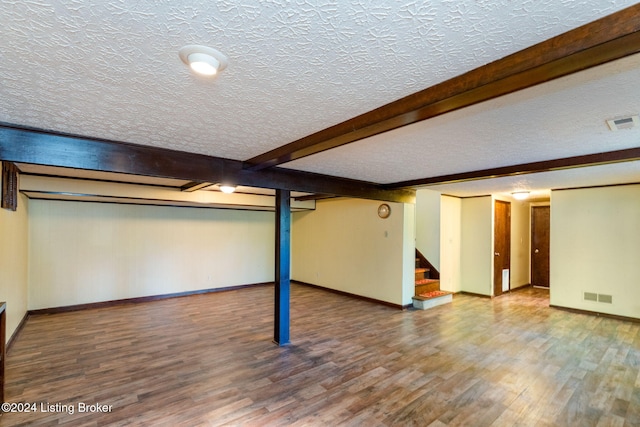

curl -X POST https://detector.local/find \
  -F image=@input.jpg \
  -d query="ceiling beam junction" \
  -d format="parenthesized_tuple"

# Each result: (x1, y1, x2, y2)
(0, 124, 414, 204)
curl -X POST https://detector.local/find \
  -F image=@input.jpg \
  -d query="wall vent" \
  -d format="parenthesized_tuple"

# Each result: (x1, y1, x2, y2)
(598, 294, 613, 304)
(584, 292, 598, 301)
(584, 292, 613, 303)
(606, 115, 639, 131)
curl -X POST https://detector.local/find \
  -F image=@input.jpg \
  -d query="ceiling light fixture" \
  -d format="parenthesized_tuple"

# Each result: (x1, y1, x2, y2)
(179, 45, 228, 76)
(219, 185, 237, 194)
(512, 191, 530, 200)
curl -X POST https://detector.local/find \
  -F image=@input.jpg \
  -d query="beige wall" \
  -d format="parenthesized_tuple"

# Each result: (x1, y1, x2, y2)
(550, 184, 640, 319)
(402, 203, 417, 304)
(292, 198, 414, 306)
(440, 196, 462, 293)
(461, 197, 493, 295)
(0, 164, 29, 342)
(28, 200, 275, 310)
(416, 189, 441, 269)
(458, 195, 531, 296)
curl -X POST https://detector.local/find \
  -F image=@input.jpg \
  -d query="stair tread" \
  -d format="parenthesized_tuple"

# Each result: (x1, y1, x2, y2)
(414, 268, 429, 273)
(413, 290, 453, 300)
(415, 279, 439, 285)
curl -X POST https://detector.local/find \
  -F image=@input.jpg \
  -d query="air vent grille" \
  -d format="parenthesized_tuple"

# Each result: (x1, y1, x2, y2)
(584, 292, 613, 304)
(607, 115, 639, 131)
(584, 292, 598, 301)
(598, 294, 613, 304)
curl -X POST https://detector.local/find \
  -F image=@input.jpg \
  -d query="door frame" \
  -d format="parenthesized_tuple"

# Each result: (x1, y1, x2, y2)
(530, 201, 551, 287)
(493, 199, 511, 297)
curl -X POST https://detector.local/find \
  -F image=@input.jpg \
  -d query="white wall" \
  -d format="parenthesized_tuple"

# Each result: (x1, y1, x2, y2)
(440, 196, 462, 293)
(292, 198, 414, 306)
(460, 197, 493, 295)
(402, 203, 417, 304)
(416, 189, 441, 269)
(0, 164, 29, 342)
(28, 200, 275, 309)
(550, 185, 640, 319)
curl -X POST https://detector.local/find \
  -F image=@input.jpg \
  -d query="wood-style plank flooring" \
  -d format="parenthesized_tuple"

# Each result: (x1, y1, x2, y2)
(3, 284, 640, 426)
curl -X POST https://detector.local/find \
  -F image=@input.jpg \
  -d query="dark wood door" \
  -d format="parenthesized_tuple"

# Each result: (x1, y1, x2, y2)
(494, 200, 511, 296)
(531, 206, 550, 287)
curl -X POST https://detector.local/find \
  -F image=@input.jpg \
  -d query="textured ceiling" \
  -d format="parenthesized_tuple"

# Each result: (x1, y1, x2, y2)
(1, 1, 639, 197)
(283, 52, 640, 183)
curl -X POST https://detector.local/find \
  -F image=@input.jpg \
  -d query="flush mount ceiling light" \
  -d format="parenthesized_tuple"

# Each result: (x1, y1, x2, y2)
(179, 45, 228, 76)
(219, 185, 237, 194)
(512, 191, 530, 200)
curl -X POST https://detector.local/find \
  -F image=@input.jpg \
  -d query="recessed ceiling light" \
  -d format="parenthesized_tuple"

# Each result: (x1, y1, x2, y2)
(179, 45, 228, 76)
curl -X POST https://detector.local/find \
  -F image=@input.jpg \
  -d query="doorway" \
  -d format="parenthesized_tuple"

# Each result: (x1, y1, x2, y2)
(494, 200, 511, 296)
(531, 205, 550, 288)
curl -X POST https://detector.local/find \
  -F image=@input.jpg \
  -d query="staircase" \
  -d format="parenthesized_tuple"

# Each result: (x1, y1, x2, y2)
(412, 250, 452, 310)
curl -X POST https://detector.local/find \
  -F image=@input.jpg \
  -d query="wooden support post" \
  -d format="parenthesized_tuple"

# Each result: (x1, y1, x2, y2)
(274, 189, 291, 346)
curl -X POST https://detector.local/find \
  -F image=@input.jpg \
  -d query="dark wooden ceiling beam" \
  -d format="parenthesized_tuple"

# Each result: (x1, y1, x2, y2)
(0, 124, 414, 203)
(386, 147, 640, 189)
(244, 4, 640, 171)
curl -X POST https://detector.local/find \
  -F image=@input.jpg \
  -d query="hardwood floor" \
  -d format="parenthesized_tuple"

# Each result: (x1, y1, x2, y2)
(3, 284, 640, 426)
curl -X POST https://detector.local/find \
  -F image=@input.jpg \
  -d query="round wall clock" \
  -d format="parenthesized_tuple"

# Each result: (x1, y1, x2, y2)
(377, 203, 391, 219)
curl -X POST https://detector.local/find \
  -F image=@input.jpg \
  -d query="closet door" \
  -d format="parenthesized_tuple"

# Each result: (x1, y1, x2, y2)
(531, 206, 550, 288)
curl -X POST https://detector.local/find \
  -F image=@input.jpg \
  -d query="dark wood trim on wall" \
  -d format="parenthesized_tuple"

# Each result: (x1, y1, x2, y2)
(293, 194, 336, 202)
(1, 161, 19, 211)
(20, 171, 186, 190)
(510, 284, 533, 292)
(293, 281, 407, 310)
(550, 305, 640, 324)
(28, 283, 273, 316)
(6, 312, 28, 354)
(553, 181, 640, 192)
(459, 291, 492, 299)
(244, 4, 640, 170)
(20, 195, 313, 213)
(0, 124, 414, 204)
(441, 194, 491, 199)
(388, 147, 640, 189)
(20, 190, 309, 212)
